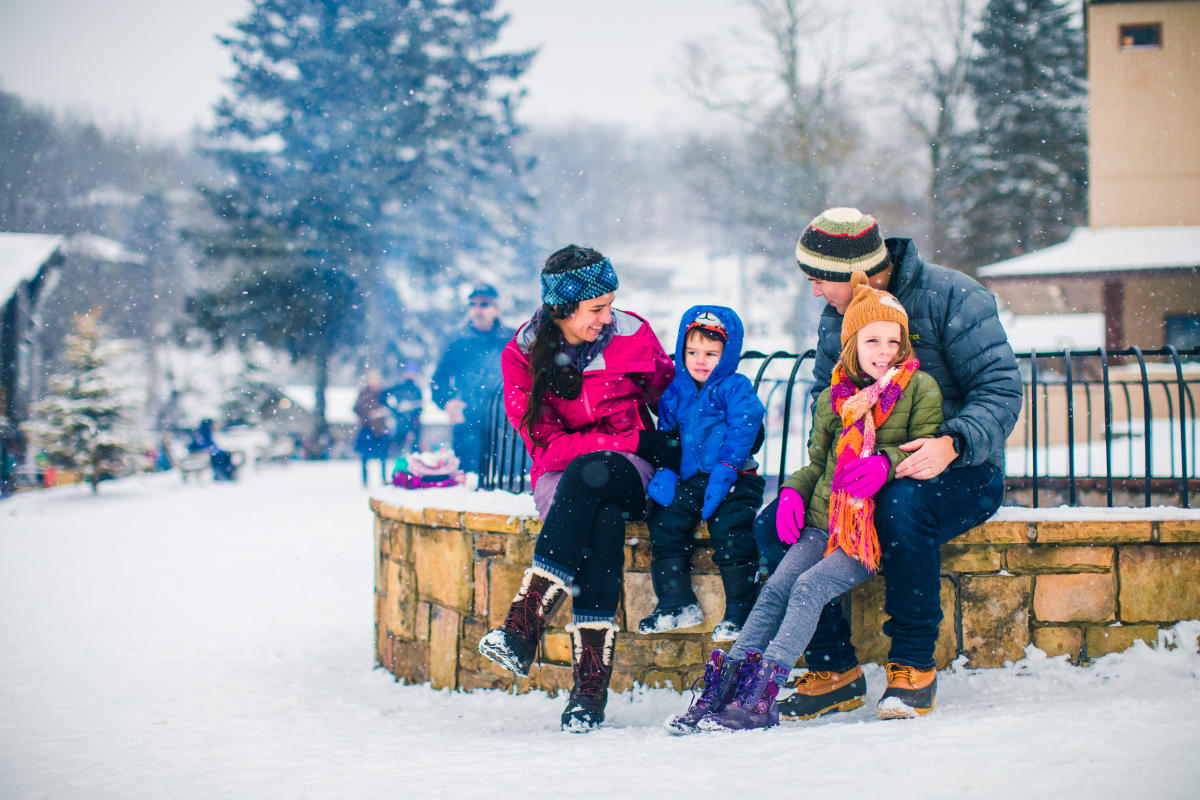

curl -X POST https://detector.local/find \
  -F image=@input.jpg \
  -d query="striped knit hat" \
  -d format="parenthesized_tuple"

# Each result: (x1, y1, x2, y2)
(796, 207, 890, 281)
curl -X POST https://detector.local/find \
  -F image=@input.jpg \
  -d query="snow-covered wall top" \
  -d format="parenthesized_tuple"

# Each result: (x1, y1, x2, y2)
(368, 485, 1200, 521)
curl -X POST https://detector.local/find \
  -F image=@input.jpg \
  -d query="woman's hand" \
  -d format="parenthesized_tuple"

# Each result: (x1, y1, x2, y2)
(776, 488, 805, 544)
(636, 429, 682, 472)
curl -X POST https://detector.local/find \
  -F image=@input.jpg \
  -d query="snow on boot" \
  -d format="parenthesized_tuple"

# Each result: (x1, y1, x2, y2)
(777, 665, 867, 720)
(877, 663, 937, 719)
(478, 566, 567, 677)
(711, 618, 743, 641)
(638, 556, 702, 634)
(561, 621, 617, 732)
(698, 649, 788, 732)
(664, 649, 740, 735)
(638, 602, 704, 634)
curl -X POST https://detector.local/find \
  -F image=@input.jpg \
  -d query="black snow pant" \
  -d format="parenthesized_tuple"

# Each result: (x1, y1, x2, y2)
(644, 471, 765, 619)
(532, 451, 646, 621)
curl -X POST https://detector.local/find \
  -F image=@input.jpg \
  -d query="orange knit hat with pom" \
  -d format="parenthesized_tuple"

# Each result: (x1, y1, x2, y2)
(840, 271, 909, 347)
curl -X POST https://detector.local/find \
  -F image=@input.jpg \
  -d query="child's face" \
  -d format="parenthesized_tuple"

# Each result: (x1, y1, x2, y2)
(684, 333, 724, 383)
(855, 320, 903, 380)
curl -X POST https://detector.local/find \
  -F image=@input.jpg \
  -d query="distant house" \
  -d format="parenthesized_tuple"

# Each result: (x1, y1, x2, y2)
(979, 0, 1200, 352)
(0, 233, 65, 493)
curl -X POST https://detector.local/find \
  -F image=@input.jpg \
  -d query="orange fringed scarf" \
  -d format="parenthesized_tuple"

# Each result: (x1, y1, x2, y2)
(825, 358, 919, 572)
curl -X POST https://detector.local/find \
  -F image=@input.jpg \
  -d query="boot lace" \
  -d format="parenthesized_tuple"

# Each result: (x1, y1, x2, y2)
(691, 655, 725, 709)
(886, 663, 918, 686)
(505, 586, 545, 639)
(574, 639, 608, 700)
(795, 670, 833, 688)
(728, 658, 762, 707)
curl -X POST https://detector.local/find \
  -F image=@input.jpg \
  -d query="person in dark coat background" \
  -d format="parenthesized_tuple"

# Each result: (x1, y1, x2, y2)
(380, 363, 424, 456)
(430, 283, 513, 473)
(353, 371, 392, 486)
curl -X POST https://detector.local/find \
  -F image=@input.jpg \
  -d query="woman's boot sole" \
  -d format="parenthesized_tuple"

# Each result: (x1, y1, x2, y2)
(478, 637, 530, 677)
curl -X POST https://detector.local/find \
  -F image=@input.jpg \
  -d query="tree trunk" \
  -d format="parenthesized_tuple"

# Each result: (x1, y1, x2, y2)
(312, 350, 331, 459)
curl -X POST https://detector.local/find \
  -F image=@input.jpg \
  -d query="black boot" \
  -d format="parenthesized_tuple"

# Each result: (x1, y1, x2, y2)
(712, 563, 760, 641)
(638, 556, 702, 634)
(561, 621, 618, 732)
(478, 567, 568, 677)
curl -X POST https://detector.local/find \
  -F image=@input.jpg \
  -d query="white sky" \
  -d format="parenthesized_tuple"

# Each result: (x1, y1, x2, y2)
(0, 0, 889, 139)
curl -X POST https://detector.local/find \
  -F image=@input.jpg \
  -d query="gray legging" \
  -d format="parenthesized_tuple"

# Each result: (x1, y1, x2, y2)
(729, 526, 869, 677)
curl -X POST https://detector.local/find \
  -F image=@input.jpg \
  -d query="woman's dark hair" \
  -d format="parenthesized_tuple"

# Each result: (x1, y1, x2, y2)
(522, 245, 606, 446)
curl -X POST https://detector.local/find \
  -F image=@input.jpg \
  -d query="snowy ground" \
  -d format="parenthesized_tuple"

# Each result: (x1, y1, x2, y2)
(2, 463, 1199, 799)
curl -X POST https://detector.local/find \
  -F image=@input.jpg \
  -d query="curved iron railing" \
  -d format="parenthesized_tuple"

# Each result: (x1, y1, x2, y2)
(480, 346, 1200, 508)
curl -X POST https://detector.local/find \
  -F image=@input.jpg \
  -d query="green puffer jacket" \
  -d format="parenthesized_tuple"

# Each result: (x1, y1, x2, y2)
(783, 370, 944, 530)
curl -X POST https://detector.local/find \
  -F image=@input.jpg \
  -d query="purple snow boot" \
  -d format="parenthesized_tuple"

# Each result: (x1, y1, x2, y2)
(697, 648, 789, 732)
(664, 649, 741, 735)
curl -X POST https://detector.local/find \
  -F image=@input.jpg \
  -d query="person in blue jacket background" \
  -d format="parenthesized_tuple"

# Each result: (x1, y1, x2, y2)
(430, 283, 514, 473)
(640, 306, 766, 641)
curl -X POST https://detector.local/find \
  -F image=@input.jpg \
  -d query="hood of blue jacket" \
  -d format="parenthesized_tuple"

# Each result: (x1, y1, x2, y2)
(667, 304, 745, 400)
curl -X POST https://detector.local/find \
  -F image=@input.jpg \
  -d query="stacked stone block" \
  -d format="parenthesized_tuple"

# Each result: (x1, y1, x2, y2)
(373, 498, 1200, 693)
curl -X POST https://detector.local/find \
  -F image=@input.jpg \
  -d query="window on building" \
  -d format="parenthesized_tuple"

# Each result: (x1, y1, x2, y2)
(1120, 23, 1162, 49)
(1165, 314, 1200, 354)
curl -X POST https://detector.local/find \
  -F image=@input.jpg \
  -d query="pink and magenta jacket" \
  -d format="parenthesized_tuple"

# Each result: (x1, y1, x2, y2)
(502, 308, 674, 489)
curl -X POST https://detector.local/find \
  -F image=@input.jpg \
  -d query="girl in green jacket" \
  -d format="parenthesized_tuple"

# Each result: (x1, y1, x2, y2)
(667, 272, 944, 733)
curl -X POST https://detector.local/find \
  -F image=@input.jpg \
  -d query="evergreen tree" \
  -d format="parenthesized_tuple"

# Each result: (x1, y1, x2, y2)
(22, 311, 136, 494)
(945, 0, 1088, 271)
(197, 0, 535, 388)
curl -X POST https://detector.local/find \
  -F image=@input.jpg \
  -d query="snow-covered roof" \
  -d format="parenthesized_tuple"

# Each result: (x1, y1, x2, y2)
(284, 385, 362, 426)
(977, 226, 1200, 279)
(65, 233, 147, 265)
(999, 311, 1106, 352)
(0, 233, 65, 302)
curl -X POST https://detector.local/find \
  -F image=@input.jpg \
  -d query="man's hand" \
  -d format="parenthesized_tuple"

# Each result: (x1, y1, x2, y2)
(444, 398, 467, 425)
(893, 435, 958, 480)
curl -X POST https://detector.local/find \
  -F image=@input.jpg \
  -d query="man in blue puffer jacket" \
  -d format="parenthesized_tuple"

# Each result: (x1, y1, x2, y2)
(640, 305, 766, 642)
(757, 207, 1022, 720)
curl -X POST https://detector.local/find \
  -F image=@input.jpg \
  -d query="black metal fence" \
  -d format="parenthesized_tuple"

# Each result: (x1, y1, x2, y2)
(480, 346, 1200, 508)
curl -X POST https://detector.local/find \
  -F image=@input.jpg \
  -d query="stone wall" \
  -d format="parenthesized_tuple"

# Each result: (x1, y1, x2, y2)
(372, 499, 1200, 694)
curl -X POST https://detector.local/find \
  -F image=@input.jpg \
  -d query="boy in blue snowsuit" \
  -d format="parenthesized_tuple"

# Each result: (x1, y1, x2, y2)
(640, 306, 766, 641)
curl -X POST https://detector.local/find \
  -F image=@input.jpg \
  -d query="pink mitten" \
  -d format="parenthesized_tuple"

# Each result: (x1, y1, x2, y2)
(776, 488, 805, 544)
(835, 454, 891, 498)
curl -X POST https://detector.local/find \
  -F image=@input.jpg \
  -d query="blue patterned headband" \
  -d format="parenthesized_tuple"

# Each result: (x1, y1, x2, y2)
(541, 257, 620, 306)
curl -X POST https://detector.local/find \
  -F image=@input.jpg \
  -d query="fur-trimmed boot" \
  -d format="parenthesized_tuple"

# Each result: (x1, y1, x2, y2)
(478, 566, 568, 677)
(561, 621, 618, 732)
(664, 649, 741, 735)
(697, 648, 788, 732)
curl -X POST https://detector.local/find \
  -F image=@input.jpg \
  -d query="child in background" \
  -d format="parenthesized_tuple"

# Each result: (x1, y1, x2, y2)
(666, 273, 944, 733)
(640, 307, 766, 640)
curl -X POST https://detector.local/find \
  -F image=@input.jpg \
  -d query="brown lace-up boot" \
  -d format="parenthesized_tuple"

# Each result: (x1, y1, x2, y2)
(877, 663, 937, 719)
(561, 621, 618, 732)
(776, 665, 867, 720)
(478, 567, 567, 677)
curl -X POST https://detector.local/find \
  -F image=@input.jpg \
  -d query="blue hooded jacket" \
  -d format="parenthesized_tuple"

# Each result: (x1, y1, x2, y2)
(656, 305, 765, 480)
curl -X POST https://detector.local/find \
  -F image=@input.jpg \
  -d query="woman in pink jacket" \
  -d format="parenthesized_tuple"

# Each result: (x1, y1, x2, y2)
(479, 244, 674, 732)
